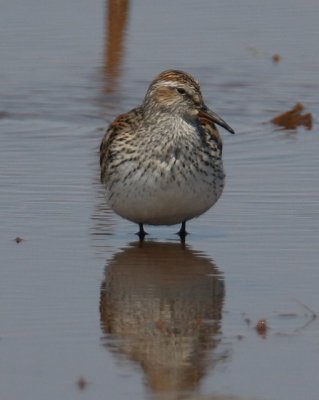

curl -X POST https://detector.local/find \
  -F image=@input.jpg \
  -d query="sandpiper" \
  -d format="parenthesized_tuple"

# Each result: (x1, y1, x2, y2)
(100, 70, 234, 240)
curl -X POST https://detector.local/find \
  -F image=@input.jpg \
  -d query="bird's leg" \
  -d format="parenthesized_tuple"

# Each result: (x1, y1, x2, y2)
(136, 223, 147, 241)
(177, 221, 188, 242)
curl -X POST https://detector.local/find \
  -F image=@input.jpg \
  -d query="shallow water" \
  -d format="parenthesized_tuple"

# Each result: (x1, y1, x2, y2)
(0, 1, 319, 399)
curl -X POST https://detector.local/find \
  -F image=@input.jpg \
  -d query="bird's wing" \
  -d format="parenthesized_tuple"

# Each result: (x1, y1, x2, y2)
(100, 106, 143, 182)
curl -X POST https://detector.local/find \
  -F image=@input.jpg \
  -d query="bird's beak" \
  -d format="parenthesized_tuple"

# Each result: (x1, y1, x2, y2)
(199, 105, 235, 134)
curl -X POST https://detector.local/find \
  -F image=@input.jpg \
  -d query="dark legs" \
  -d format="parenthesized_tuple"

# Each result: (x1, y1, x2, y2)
(136, 223, 147, 241)
(177, 221, 188, 242)
(136, 221, 188, 242)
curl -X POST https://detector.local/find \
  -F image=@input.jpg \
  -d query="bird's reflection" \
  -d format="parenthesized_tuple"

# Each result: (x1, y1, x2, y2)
(102, 0, 130, 93)
(100, 241, 227, 398)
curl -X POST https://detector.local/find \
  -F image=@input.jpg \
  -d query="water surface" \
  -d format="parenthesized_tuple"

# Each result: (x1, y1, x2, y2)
(0, 1, 319, 399)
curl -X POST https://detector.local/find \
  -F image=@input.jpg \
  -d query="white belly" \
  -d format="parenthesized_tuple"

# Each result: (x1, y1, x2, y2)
(105, 160, 225, 225)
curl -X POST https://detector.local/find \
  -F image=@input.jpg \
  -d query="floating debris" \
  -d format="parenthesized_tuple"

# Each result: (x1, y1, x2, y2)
(255, 319, 268, 337)
(272, 53, 282, 63)
(14, 237, 24, 244)
(242, 313, 251, 326)
(271, 102, 313, 130)
(0, 111, 10, 119)
(76, 377, 89, 391)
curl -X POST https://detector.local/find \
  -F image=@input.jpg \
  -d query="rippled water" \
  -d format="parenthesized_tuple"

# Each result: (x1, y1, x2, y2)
(0, 1, 319, 399)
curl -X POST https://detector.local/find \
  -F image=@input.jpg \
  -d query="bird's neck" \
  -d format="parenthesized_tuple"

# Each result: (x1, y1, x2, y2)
(143, 103, 196, 128)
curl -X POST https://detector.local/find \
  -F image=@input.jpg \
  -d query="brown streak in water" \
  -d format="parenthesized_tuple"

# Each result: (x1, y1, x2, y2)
(103, 0, 129, 93)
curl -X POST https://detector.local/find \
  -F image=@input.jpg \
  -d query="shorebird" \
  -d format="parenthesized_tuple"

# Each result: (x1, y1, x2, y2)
(100, 70, 234, 240)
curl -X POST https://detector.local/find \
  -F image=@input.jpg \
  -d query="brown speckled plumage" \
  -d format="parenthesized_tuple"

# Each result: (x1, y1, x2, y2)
(99, 70, 234, 240)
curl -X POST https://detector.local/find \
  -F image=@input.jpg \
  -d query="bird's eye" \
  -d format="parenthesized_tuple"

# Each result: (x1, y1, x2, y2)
(176, 87, 186, 95)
